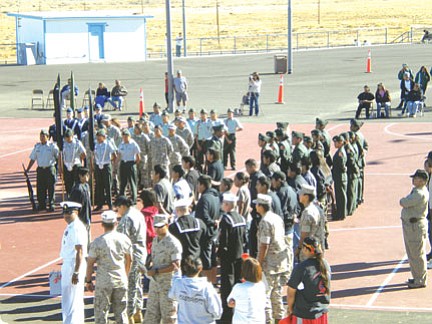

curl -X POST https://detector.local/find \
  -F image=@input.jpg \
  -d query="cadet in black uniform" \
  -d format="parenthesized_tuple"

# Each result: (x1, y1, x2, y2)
(218, 193, 246, 323)
(332, 135, 348, 220)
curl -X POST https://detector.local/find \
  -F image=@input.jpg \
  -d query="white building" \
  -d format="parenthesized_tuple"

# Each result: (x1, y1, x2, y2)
(7, 11, 153, 65)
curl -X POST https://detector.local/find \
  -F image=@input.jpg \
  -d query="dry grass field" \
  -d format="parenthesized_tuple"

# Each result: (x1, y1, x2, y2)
(1, 0, 432, 60)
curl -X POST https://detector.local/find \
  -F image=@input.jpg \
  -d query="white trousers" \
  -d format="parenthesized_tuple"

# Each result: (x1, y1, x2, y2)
(61, 261, 85, 324)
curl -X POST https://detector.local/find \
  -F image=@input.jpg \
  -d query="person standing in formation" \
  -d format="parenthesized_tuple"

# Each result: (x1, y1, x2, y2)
(59, 201, 88, 324)
(85, 210, 132, 324)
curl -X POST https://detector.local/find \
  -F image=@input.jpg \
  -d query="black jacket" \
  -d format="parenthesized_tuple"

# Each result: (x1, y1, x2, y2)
(195, 188, 221, 239)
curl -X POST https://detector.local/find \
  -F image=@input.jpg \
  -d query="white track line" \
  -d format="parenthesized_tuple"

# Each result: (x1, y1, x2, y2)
(0, 257, 62, 290)
(0, 293, 94, 299)
(331, 225, 400, 232)
(331, 303, 432, 312)
(384, 123, 432, 141)
(0, 148, 32, 159)
(365, 254, 408, 307)
(367, 172, 410, 176)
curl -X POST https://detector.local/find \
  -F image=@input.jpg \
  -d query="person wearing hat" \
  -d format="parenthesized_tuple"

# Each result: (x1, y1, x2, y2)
(150, 103, 164, 127)
(400, 169, 429, 288)
(69, 167, 92, 239)
(25, 129, 59, 212)
(94, 104, 104, 128)
(276, 122, 291, 143)
(245, 158, 265, 258)
(310, 129, 324, 153)
(217, 193, 246, 323)
(194, 109, 213, 172)
(176, 116, 194, 148)
(173, 70, 188, 111)
(355, 85, 375, 119)
(60, 78, 79, 110)
(350, 119, 368, 205)
(292, 131, 309, 165)
(341, 132, 360, 216)
(106, 80, 128, 111)
(85, 210, 132, 324)
(315, 118, 330, 147)
(195, 175, 221, 283)
(76, 107, 88, 140)
(93, 128, 117, 211)
(255, 193, 289, 323)
(261, 150, 281, 178)
(210, 110, 224, 127)
(132, 123, 151, 190)
(275, 128, 292, 173)
(160, 112, 171, 136)
(168, 125, 189, 173)
(117, 129, 141, 205)
(102, 114, 122, 195)
(127, 116, 135, 134)
(287, 236, 330, 323)
(271, 171, 298, 276)
(206, 124, 224, 162)
(257, 133, 271, 171)
(64, 107, 81, 138)
(206, 148, 225, 188)
(266, 131, 280, 156)
(223, 108, 243, 171)
(59, 201, 87, 324)
(114, 195, 147, 321)
(332, 135, 348, 221)
(169, 198, 205, 262)
(149, 126, 174, 175)
(61, 128, 86, 197)
(186, 108, 198, 136)
(303, 136, 313, 152)
(144, 214, 183, 323)
(296, 185, 326, 262)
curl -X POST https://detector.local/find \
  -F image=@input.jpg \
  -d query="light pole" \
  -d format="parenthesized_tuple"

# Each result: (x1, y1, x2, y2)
(165, 0, 174, 112)
(287, 0, 293, 74)
(182, 0, 187, 56)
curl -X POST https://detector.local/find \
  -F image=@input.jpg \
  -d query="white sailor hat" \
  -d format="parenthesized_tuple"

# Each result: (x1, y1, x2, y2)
(174, 198, 191, 209)
(298, 184, 315, 196)
(101, 210, 117, 224)
(223, 193, 238, 203)
(252, 194, 272, 206)
(60, 201, 82, 213)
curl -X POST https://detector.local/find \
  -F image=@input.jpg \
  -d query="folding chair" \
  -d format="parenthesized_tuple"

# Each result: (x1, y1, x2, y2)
(82, 89, 96, 108)
(31, 89, 44, 109)
(46, 89, 54, 109)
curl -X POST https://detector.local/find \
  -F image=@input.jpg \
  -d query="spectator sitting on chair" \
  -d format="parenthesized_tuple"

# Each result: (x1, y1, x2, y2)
(95, 82, 109, 108)
(61, 78, 79, 110)
(375, 83, 391, 119)
(404, 83, 423, 118)
(107, 80, 128, 111)
(355, 85, 375, 119)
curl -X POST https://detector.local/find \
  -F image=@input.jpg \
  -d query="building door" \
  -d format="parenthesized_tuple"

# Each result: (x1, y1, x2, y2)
(88, 24, 105, 61)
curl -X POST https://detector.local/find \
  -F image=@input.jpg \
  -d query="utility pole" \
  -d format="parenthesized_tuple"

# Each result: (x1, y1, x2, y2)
(165, 0, 174, 112)
(182, 0, 187, 56)
(216, 0, 220, 47)
(287, 0, 293, 74)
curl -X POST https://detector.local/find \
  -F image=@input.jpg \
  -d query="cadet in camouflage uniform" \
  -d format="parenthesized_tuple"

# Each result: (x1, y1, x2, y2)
(167, 124, 189, 172)
(132, 124, 150, 189)
(144, 215, 183, 324)
(255, 194, 289, 323)
(175, 116, 194, 148)
(291, 131, 309, 165)
(341, 132, 359, 216)
(296, 185, 326, 262)
(149, 125, 174, 174)
(140, 121, 154, 187)
(332, 135, 348, 221)
(275, 128, 292, 173)
(350, 119, 368, 205)
(114, 196, 147, 323)
(25, 129, 59, 211)
(102, 115, 122, 195)
(85, 211, 132, 324)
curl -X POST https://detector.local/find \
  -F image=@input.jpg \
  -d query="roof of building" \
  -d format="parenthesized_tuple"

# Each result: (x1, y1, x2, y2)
(7, 11, 154, 21)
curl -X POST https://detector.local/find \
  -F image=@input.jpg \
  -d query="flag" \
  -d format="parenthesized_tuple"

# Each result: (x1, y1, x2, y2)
(70, 71, 75, 110)
(88, 88, 95, 152)
(139, 88, 144, 118)
(53, 74, 64, 151)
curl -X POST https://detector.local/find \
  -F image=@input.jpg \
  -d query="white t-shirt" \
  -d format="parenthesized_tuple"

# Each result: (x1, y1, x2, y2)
(227, 281, 266, 324)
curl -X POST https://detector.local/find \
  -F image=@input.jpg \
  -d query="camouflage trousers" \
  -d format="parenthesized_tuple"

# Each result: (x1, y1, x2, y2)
(263, 271, 287, 323)
(143, 274, 177, 324)
(94, 286, 127, 324)
(128, 263, 143, 316)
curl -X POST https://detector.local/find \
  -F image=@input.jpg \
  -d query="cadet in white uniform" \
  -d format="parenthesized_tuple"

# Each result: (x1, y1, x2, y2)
(59, 201, 88, 324)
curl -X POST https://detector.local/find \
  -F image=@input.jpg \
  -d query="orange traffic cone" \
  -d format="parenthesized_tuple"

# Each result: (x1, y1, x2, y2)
(366, 49, 372, 73)
(275, 74, 285, 104)
(139, 88, 145, 117)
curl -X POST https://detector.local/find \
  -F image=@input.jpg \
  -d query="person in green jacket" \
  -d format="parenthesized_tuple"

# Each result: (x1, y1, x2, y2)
(415, 66, 431, 93)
